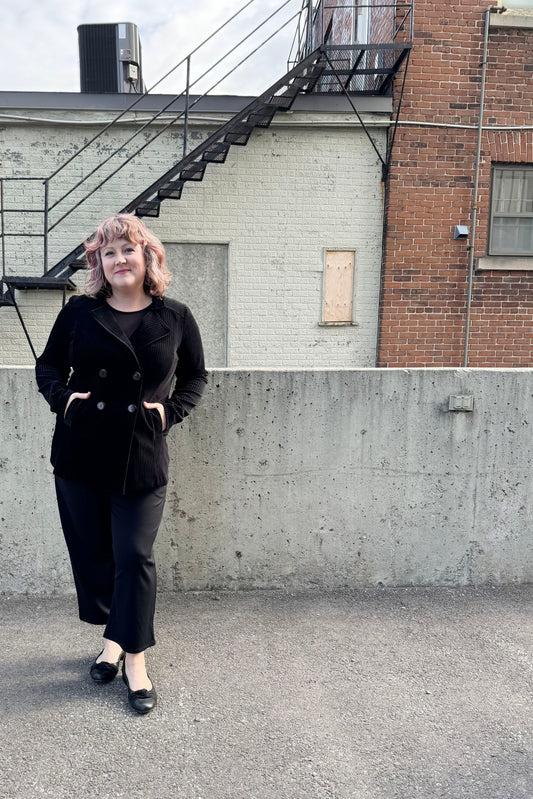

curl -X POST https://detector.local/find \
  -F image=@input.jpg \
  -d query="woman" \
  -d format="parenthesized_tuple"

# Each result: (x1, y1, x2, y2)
(35, 214, 207, 714)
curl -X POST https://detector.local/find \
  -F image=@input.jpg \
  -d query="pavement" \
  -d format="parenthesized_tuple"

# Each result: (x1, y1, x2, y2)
(2, 586, 533, 799)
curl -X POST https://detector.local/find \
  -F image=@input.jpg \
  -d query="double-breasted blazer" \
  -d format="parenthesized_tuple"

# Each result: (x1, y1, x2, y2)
(35, 293, 207, 494)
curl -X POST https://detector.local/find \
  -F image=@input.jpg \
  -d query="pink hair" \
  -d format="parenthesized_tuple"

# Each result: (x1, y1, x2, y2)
(84, 214, 171, 298)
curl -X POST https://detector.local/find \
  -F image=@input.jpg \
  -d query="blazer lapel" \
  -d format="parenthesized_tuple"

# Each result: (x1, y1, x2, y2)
(90, 303, 138, 360)
(131, 302, 171, 350)
(90, 297, 171, 354)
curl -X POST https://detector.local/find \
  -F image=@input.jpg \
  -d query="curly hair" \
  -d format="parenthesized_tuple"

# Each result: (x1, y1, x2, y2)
(84, 214, 172, 298)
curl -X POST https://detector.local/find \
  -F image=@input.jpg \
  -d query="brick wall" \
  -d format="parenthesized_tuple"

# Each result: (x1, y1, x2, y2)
(0, 105, 387, 368)
(379, 0, 533, 366)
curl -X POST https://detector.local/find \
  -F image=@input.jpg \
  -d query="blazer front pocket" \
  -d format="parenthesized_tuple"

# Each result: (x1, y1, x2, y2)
(64, 396, 89, 428)
(144, 405, 164, 435)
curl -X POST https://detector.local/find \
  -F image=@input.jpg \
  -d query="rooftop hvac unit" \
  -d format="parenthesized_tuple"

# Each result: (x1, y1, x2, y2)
(78, 22, 145, 93)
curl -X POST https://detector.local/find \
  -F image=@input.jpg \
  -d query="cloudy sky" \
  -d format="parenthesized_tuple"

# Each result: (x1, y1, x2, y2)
(2, 0, 306, 96)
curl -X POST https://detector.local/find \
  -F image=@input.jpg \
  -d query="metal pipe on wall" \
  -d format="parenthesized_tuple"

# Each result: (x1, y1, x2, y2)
(463, 7, 491, 368)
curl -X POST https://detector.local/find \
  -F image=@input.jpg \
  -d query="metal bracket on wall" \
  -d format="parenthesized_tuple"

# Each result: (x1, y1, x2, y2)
(449, 395, 474, 412)
(322, 50, 386, 169)
(6, 285, 37, 360)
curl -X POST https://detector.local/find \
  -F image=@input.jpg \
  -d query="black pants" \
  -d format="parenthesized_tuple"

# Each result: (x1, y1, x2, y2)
(55, 476, 167, 654)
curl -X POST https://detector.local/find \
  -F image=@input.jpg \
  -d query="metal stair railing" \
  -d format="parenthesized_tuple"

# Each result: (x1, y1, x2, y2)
(0, 0, 304, 298)
(124, 50, 327, 219)
(46, 48, 327, 279)
(0, 0, 413, 320)
(288, 1, 413, 71)
(46, 0, 300, 233)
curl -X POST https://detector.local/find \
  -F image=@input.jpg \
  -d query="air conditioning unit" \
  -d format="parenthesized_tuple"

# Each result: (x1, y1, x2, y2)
(78, 22, 145, 93)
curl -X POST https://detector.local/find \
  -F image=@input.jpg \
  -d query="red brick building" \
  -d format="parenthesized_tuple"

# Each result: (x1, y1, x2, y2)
(379, 0, 533, 366)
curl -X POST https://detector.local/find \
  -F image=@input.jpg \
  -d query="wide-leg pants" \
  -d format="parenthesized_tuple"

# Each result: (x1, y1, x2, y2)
(55, 476, 167, 653)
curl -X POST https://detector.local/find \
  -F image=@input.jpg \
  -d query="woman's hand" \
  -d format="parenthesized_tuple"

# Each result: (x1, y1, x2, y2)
(144, 401, 166, 431)
(64, 391, 91, 417)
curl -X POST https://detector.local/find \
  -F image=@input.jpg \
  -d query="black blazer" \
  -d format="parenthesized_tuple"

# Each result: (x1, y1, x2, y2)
(35, 294, 207, 494)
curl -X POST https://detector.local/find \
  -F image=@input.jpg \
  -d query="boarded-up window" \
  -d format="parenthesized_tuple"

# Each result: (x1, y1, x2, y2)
(323, 250, 355, 323)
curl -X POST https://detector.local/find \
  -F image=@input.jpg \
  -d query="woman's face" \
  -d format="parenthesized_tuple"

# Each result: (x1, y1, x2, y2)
(100, 237, 147, 295)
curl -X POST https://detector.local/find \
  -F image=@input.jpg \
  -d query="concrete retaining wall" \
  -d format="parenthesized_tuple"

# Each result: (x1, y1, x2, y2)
(2, 367, 533, 594)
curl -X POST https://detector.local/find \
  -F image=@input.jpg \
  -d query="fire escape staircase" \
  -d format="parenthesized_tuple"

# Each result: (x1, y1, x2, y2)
(0, 49, 330, 312)
(0, 19, 413, 355)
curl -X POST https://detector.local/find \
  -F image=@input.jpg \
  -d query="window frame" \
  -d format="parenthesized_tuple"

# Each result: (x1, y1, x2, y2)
(489, 164, 533, 256)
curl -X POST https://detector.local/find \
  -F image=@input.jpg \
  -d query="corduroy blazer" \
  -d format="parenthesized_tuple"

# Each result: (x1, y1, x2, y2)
(35, 293, 207, 494)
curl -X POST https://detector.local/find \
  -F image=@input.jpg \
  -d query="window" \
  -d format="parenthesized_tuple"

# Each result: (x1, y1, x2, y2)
(490, 166, 533, 255)
(322, 250, 356, 325)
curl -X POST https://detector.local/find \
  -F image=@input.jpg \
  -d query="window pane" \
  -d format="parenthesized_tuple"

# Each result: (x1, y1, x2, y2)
(493, 168, 533, 214)
(491, 167, 533, 253)
(523, 173, 533, 212)
(493, 169, 516, 213)
(491, 217, 533, 254)
(518, 218, 533, 251)
(492, 218, 515, 253)
(510, 170, 524, 214)
(493, 170, 504, 212)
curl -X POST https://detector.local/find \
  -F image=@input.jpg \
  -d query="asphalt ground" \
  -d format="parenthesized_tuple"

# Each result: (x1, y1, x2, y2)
(2, 586, 533, 799)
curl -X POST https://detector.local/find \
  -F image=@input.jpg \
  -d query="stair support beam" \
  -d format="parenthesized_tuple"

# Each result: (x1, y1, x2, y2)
(183, 56, 191, 159)
(7, 285, 37, 360)
(322, 50, 386, 169)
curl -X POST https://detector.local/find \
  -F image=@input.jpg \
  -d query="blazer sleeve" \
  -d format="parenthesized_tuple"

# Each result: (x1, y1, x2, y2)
(163, 306, 208, 431)
(35, 298, 76, 417)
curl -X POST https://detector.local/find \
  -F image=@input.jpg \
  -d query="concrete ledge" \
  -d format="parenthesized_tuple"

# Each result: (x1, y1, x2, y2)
(2, 367, 533, 593)
(490, 11, 533, 30)
(477, 255, 533, 270)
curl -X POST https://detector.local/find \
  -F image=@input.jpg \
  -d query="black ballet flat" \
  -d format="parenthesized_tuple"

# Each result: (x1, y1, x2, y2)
(90, 649, 125, 683)
(122, 664, 157, 714)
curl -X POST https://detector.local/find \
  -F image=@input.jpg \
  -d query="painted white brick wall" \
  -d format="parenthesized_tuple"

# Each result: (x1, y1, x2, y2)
(0, 108, 386, 367)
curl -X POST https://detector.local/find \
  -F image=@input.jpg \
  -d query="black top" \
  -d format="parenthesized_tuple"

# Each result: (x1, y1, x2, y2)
(110, 306, 151, 339)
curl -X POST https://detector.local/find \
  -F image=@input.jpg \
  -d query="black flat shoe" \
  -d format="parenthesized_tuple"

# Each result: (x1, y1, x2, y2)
(90, 649, 125, 683)
(122, 664, 157, 714)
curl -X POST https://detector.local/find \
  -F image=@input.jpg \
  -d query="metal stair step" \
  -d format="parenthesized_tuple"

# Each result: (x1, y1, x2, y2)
(224, 123, 255, 146)
(69, 258, 87, 271)
(201, 143, 231, 163)
(158, 181, 185, 200)
(179, 161, 207, 181)
(3, 276, 76, 290)
(246, 108, 276, 128)
(291, 74, 320, 88)
(134, 200, 161, 218)
(262, 92, 297, 110)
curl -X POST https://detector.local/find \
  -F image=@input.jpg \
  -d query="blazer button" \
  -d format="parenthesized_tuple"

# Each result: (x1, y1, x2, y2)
(127, 404, 137, 413)
(132, 371, 142, 381)
(97, 401, 105, 410)
(98, 368, 108, 378)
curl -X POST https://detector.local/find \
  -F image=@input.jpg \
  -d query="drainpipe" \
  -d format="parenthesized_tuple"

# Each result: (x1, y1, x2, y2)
(463, 7, 491, 367)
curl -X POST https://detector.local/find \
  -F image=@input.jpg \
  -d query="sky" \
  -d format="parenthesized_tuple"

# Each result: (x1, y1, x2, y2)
(1, 0, 307, 96)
